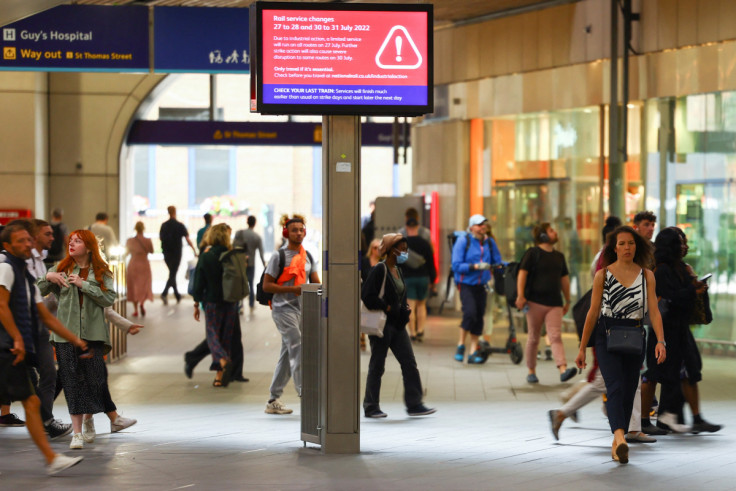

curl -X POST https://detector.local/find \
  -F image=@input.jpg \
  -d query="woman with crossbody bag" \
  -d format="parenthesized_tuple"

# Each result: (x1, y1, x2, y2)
(361, 233, 435, 419)
(576, 226, 666, 464)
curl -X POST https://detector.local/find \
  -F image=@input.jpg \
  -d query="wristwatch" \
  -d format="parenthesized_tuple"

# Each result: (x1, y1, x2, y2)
(657, 340, 666, 347)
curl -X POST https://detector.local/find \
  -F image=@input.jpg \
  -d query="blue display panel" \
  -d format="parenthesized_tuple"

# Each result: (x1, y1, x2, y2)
(0, 5, 148, 72)
(153, 7, 250, 73)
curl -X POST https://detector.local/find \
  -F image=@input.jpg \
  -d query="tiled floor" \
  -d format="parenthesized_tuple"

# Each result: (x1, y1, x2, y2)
(2, 299, 734, 489)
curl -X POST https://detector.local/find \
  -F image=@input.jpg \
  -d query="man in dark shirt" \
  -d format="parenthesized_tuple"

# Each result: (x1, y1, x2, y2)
(516, 222, 575, 384)
(159, 206, 197, 304)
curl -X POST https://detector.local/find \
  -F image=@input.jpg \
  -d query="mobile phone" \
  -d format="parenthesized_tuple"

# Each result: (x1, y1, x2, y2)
(699, 273, 712, 283)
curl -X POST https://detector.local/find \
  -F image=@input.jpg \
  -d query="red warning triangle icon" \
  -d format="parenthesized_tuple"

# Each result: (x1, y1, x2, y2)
(375, 26, 423, 69)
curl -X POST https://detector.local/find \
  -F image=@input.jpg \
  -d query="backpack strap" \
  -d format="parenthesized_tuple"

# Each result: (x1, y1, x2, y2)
(277, 249, 286, 279)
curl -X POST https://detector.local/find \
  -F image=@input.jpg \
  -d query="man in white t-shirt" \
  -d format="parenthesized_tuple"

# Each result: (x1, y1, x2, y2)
(0, 222, 86, 474)
(262, 216, 320, 415)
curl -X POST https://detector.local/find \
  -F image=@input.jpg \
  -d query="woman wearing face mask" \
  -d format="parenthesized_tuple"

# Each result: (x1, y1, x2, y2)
(361, 233, 436, 419)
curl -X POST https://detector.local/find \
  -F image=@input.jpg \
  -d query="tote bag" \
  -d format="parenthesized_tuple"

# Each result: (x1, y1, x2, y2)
(360, 263, 388, 338)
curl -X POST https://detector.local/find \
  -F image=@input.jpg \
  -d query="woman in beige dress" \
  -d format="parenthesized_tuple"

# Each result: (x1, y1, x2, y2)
(126, 221, 154, 316)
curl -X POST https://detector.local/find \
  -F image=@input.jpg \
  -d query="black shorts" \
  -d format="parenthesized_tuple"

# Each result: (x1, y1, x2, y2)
(0, 354, 36, 403)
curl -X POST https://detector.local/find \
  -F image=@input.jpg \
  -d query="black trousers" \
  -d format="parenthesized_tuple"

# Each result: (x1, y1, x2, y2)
(459, 284, 487, 336)
(163, 253, 182, 297)
(34, 328, 56, 422)
(595, 327, 644, 434)
(363, 323, 423, 412)
(185, 317, 244, 378)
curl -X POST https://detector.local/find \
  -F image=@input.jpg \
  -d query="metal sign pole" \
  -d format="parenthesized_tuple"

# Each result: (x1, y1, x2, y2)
(320, 115, 361, 454)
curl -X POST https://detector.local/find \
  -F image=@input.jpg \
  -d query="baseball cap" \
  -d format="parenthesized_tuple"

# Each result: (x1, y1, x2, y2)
(468, 214, 488, 228)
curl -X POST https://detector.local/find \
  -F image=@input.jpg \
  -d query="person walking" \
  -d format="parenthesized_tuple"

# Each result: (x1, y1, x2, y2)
(45, 207, 68, 267)
(0, 222, 86, 474)
(88, 212, 117, 257)
(184, 227, 247, 383)
(196, 213, 212, 251)
(451, 215, 502, 364)
(38, 229, 137, 450)
(516, 222, 576, 383)
(26, 219, 74, 440)
(401, 216, 436, 342)
(640, 227, 721, 434)
(159, 206, 197, 305)
(548, 216, 656, 444)
(362, 233, 436, 418)
(234, 215, 266, 314)
(125, 221, 154, 317)
(576, 226, 666, 464)
(192, 224, 240, 387)
(262, 215, 320, 415)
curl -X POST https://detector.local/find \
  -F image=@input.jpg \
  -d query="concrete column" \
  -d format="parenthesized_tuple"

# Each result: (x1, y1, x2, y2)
(320, 115, 360, 454)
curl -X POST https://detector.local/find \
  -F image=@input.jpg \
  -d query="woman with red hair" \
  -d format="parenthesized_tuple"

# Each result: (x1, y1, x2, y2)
(39, 230, 137, 450)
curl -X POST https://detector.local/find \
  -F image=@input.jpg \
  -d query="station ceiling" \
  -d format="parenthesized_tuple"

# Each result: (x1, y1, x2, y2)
(69, 0, 571, 25)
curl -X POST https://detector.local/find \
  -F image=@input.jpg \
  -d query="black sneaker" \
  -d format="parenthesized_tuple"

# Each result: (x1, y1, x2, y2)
(45, 419, 73, 440)
(691, 420, 722, 434)
(642, 423, 668, 435)
(407, 404, 437, 416)
(545, 348, 552, 361)
(160, 294, 168, 305)
(0, 413, 25, 427)
(364, 408, 388, 418)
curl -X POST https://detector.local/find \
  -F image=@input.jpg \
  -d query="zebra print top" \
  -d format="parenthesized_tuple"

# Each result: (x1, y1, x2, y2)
(601, 269, 647, 320)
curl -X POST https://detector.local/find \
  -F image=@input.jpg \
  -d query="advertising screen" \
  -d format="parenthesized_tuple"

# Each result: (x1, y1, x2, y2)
(253, 2, 432, 116)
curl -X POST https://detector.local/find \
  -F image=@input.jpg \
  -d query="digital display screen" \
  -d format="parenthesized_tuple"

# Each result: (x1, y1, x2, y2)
(253, 2, 432, 116)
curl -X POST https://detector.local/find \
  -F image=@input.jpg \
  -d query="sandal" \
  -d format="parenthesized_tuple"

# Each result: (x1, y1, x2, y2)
(220, 360, 234, 387)
(213, 379, 223, 387)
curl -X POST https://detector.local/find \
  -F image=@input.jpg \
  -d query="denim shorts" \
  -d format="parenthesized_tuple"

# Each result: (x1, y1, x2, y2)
(404, 276, 430, 301)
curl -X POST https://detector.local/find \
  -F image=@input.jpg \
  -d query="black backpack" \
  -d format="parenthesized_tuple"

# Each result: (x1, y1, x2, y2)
(504, 247, 538, 306)
(255, 249, 314, 306)
(49, 223, 64, 259)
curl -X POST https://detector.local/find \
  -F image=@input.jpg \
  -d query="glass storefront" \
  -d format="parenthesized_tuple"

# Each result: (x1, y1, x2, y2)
(645, 93, 736, 343)
(482, 106, 629, 301)
(480, 92, 736, 342)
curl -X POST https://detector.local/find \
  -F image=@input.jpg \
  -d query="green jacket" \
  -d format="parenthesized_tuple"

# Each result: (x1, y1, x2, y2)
(37, 264, 117, 348)
(193, 244, 227, 304)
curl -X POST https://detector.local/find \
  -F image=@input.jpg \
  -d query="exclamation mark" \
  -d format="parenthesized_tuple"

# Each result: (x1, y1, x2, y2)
(395, 36, 402, 62)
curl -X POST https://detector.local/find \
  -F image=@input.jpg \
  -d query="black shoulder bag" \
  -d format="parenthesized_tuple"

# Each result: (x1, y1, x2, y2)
(601, 270, 646, 355)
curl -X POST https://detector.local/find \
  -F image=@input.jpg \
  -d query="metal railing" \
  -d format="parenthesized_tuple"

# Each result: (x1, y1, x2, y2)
(107, 259, 127, 363)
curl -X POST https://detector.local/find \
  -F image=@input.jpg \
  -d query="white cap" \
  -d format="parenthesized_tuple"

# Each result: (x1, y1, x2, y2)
(468, 214, 487, 227)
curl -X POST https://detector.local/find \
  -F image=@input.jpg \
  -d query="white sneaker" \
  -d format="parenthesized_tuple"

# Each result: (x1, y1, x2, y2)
(658, 412, 691, 433)
(47, 453, 84, 475)
(82, 417, 96, 443)
(69, 433, 84, 450)
(111, 415, 137, 433)
(265, 399, 293, 414)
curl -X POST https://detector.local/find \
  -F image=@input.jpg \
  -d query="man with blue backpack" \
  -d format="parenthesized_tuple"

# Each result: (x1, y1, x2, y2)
(451, 215, 502, 364)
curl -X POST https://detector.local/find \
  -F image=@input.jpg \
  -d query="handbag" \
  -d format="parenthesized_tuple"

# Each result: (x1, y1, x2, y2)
(403, 248, 426, 269)
(690, 289, 713, 325)
(572, 289, 593, 347)
(360, 263, 388, 338)
(604, 270, 646, 355)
